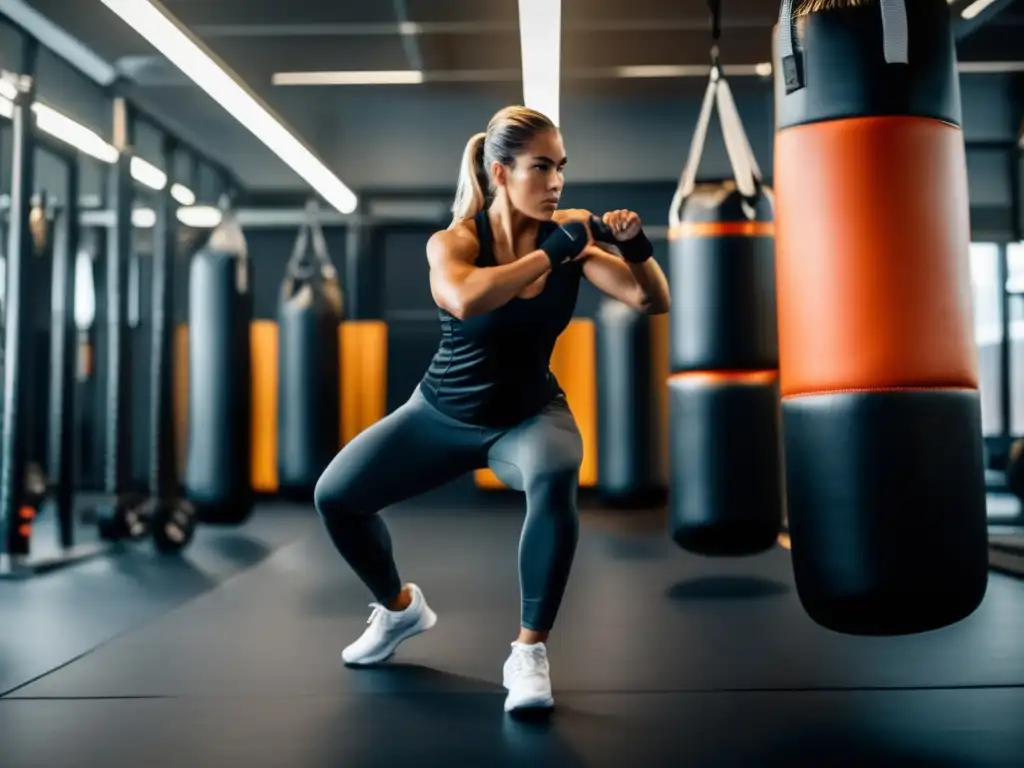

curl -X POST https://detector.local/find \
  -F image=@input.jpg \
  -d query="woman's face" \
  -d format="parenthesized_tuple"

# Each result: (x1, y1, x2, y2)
(494, 129, 566, 221)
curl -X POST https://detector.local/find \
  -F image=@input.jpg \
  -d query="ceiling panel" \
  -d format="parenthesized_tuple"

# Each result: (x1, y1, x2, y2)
(24, 0, 157, 59)
(562, 0, 776, 24)
(9, 0, 1024, 196)
(418, 32, 522, 71)
(210, 35, 413, 76)
(163, 0, 400, 26)
(563, 28, 772, 69)
(406, 0, 519, 24)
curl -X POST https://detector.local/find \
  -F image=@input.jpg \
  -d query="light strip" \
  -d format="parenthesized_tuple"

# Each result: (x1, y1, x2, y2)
(171, 183, 196, 206)
(272, 70, 424, 85)
(130, 156, 167, 189)
(517, 0, 561, 126)
(960, 0, 1001, 19)
(177, 205, 223, 228)
(0, 90, 196, 201)
(98, 0, 357, 213)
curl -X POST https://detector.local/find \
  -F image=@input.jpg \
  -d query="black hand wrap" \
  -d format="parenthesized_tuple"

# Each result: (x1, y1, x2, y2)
(589, 214, 653, 264)
(539, 221, 588, 270)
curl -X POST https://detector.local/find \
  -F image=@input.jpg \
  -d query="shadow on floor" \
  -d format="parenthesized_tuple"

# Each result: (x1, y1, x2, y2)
(666, 574, 791, 601)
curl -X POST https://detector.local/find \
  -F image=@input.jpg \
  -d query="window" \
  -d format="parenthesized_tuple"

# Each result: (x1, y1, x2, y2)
(1008, 242, 1024, 435)
(970, 242, 1002, 436)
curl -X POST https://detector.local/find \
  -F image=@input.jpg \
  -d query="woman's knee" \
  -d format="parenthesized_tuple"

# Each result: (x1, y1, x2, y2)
(524, 463, 581, 513)
(313, 464, 357, 521)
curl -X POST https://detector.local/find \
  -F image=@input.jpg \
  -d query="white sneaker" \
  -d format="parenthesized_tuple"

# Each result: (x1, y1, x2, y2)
(342, 583, 437, 666)
(502, 641, 555, 712)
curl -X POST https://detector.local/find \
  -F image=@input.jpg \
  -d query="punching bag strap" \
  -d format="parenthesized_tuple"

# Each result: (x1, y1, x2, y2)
(777, 0, 803, 94)
(778, 0, 908, 95)
(668, 72, 716, 228)
(715, 71, 762, 198)
(668, 63, 761, 226)
(287, 200, 334, 281)
(879, 0, 909, 65)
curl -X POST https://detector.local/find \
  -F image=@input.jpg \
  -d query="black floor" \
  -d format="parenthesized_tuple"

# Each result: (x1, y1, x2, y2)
(1, 497, 1023, 766)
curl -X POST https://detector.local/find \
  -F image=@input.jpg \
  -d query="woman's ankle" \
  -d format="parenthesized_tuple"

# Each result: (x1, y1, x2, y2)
(385, 585, 412, 612)
(516, 627, 549, 645)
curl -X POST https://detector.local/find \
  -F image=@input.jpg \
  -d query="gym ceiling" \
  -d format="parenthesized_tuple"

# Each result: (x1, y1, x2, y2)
(10, 0, 1024, 198)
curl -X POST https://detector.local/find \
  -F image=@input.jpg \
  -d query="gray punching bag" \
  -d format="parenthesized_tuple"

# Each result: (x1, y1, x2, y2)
(666, 56, 783, 556)
(185, 209, 254, 524)
(276, 205, 344, 498)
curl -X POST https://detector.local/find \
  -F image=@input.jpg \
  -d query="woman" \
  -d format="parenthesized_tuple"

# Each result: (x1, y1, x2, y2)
(313, 105, 671, 713)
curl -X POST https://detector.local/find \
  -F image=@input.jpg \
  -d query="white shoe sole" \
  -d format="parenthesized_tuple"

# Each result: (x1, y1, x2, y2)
(342, 606, 438, 667)
(504, 691, 555, 713)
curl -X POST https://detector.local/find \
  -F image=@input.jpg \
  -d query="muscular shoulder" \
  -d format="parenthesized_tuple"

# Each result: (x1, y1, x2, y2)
(427, 219, 481, 266)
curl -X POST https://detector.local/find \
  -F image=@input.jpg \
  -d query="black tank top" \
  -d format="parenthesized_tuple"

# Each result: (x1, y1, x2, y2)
(419, 210, 583, 427)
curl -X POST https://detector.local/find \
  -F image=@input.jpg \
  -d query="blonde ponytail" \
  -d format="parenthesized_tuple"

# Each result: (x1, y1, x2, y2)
(450, 132, 488, 227)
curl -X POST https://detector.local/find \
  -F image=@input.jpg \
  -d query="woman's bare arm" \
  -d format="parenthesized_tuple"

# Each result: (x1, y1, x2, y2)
(426, 228, 551, 319)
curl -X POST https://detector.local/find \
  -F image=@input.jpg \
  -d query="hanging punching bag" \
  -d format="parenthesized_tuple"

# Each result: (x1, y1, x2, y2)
(184, 209, 254, 524)
(276, 205, 344, 499)
(595, 293, 668, 507)
(667, 56, 783, 556)
(773, 0, 988, 635)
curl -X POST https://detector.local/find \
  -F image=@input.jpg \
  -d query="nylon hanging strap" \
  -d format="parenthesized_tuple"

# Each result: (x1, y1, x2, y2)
(777, 0, 908, 94)
(668, 64, 762, 226)
(287, 200, 333, 280)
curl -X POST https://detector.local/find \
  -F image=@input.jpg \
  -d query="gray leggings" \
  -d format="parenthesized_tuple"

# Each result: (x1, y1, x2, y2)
(313, 386, 583, 631)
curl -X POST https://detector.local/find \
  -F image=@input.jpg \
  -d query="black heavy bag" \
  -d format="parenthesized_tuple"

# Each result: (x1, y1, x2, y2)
(185, 211, 254, 524)
(595, 297, 667, 506)
(277, 206, 344, 498)
(667, 55, 783, 556)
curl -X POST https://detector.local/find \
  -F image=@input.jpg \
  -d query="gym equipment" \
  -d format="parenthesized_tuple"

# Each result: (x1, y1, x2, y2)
(666, 32, 782, 556)
(184, 200, 254, 525)
(0, 78, 45, 563)
(0, 59, 116, 576)
(276, 201, 343, 499)
(47, 185, 79, 551)
(1006, 439, 1024, 500)
(91, 114, 150, 542)
(595, 297, 668, 506)
(147, 139, 197, 553)
(988, 534, 1024, 579)
(772, 0, 988, 634)
(28, 194, 52, 490)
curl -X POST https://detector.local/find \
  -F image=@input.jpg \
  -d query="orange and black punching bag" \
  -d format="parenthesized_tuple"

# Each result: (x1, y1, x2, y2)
(667, 54, 784, 556)
(668, 184, 782, 555)
(773, 0, 988, 635)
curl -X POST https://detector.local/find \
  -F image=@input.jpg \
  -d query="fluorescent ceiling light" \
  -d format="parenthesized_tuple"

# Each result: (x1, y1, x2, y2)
(130, 156, 167, 189)
(518, 0, 561, 126)
(171, 183, 196, 206)
(33, 103, 119, 163)
(177, 205, 223, 228)
(132, 208, 157, 228)
(98, 0, 357, 214)
(616, 64, 771, 78)
(0, 88, 196, 201)
(617, 65, 707, 78)
(960, 0, 1000, 19)
(273, 70, 424, 86)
